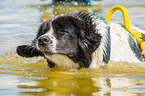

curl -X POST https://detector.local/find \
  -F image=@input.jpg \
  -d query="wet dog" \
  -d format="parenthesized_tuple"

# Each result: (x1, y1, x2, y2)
(16, 12, 144, 69)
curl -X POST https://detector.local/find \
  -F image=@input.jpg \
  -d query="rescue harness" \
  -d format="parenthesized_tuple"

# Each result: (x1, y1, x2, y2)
(105, 5, 145, 56)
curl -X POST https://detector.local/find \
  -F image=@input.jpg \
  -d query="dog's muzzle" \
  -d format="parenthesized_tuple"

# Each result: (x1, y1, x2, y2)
(38, 36, 52, 46)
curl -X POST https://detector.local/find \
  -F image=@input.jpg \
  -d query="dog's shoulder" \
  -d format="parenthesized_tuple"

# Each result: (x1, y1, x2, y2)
(89, 18, 111, 68)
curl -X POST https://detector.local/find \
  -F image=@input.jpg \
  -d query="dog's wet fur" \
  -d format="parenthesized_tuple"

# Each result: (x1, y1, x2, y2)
(17, 12, 143, 69)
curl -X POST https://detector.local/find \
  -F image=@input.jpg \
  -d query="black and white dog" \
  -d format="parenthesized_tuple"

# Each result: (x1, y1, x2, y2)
(16, 12, 144, 69)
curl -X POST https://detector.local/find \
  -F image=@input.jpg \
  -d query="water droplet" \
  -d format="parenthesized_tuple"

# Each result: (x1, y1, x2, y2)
(55, 12, 57, 14)
(74, 2, 78, 6)
(41, 12, 43, 15)
(38, 5, 40, 8)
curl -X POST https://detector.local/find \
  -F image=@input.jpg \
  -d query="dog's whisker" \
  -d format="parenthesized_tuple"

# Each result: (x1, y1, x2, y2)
(30, 47, 36, 55)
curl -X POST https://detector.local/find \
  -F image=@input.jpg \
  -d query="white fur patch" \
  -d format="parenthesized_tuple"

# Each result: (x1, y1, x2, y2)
(45, 54, 79, 69)
(46, 27, 57, 53)
(109, 23, 141, 63)
(90, 18, 142, 69)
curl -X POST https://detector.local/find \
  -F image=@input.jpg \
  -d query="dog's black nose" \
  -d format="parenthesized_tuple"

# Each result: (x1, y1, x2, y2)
(38, 36, 51, 46)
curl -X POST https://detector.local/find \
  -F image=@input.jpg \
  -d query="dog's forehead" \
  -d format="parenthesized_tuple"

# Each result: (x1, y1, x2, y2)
(54, 15, 74, 20)
(52, 15, 75, 25)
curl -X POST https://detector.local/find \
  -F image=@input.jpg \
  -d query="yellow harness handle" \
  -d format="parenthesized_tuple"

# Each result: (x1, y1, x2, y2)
(105, 5, 145, 56)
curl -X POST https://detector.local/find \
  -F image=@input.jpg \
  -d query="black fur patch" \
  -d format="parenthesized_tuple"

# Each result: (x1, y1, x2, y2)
(75, 12, 102, 59)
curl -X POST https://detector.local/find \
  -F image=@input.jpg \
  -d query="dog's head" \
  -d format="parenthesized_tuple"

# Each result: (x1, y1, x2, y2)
(17, 12, 102, 68)
(37, 12, 101, 61)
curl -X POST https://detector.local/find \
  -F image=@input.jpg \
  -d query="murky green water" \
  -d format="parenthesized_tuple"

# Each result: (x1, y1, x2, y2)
(1, 0, 145, 95)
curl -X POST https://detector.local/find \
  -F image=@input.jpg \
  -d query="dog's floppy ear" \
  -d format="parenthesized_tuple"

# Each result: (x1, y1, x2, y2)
(76, 12, 102, 59)
(16, 45, 43, 57)
(78, 32, 102, 59)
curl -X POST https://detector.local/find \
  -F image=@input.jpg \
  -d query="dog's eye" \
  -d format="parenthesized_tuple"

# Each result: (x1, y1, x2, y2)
(58, 29, 68, 35)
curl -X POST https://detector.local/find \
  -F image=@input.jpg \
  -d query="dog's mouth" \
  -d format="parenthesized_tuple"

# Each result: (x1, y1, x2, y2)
(37, 45, 52, 55)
